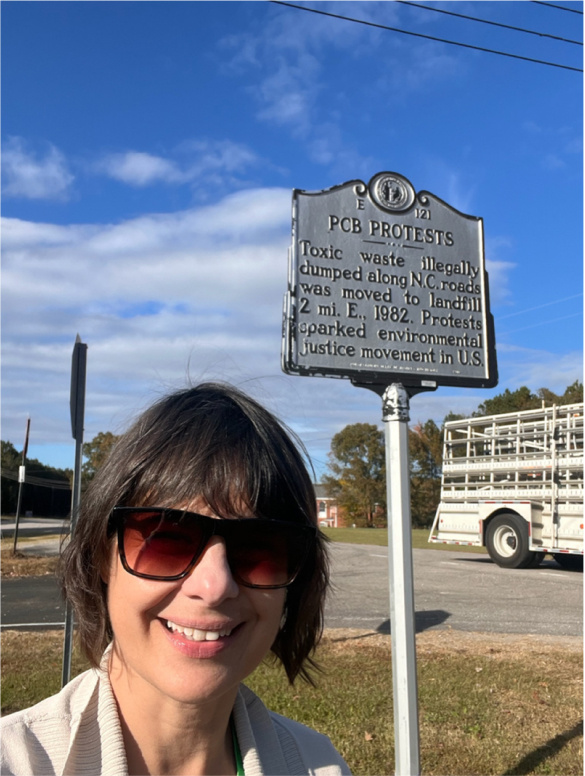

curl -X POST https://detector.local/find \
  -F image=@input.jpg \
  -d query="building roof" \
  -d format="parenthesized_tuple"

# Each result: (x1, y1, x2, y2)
(314, 483, 335, 499)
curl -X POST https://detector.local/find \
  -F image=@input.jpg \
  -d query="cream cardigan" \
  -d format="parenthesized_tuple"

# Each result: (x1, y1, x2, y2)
(1, 667, 350, 776)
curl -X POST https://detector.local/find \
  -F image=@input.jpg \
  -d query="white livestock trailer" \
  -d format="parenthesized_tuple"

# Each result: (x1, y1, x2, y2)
(429, 403, 583, 569)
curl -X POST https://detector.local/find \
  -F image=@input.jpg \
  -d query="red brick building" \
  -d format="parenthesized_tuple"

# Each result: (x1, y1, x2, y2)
(314, 483, 342, 528)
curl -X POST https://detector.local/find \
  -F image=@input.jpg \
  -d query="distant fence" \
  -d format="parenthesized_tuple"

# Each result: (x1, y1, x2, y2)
(1, 470, 71, 518)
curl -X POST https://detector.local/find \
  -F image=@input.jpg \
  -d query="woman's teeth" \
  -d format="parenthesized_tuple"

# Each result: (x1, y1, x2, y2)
(166, 621, 233, 641)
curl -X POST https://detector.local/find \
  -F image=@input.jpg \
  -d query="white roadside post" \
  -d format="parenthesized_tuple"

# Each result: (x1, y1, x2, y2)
(383, 383, 420, 776)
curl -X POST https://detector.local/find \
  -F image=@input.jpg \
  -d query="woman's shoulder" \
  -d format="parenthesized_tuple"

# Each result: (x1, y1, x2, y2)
(1, 669, 100, 775)
(269, 711, 351, 775)
(2, 668, 98, 729)
(238, 685, 351, 775)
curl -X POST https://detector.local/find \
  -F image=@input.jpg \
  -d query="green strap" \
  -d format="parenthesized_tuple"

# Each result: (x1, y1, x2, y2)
(231, 717, 245, 776)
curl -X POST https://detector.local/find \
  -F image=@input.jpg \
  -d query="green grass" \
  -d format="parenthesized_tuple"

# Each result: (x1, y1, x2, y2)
(1, 630, 581, 775)
(321, 527, 487, 553)
(248, 639, 582, 776)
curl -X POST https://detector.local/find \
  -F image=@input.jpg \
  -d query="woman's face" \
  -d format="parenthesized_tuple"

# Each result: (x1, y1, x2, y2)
(106, 500, 286, 707)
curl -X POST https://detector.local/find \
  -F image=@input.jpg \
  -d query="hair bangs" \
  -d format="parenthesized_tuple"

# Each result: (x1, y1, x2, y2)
(124, 391, 315, 526)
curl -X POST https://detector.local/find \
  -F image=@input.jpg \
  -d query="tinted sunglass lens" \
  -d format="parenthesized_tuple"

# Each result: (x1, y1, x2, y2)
(228, 522, 310, 587)
(123, 511, 205, 578)
(118, 509, 314, 587)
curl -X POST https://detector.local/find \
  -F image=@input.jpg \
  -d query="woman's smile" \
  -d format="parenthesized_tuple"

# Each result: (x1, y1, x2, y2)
(159, 618, 245, 658)
(162, 618, 237, 641)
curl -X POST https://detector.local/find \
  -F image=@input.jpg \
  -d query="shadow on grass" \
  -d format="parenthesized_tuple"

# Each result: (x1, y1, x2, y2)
(327, 610, 451, 642)
(502, 720, 583, 775)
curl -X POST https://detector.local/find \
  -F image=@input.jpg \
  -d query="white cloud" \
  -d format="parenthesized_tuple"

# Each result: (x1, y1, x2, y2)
(98, 151, 182, 186)
(495, 344, 582, 395)
(485, 260, 515, 307)
(564, 136, 582, 154)
(2, 137, 74, 200)
(376, 40, 462, 94)
(96, 140, 261, 188)
(219, 2, 402, 168)
(2, 187, 580, 474)
(522, 122, 581, 170)
(483, 235, 515, 307)
(542, 154, 566, 171)
(216, 2, 464, 185)
(1, 189, 294, 446)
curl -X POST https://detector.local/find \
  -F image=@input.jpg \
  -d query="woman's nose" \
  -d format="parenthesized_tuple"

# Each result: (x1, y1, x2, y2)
(180, 536, 239, 604)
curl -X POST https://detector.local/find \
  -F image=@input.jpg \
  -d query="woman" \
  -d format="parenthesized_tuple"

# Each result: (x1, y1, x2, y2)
(1, 383, 350, 776)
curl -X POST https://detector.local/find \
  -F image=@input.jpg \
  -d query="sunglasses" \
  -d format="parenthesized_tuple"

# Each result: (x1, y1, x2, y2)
(109, 506, 317, 589)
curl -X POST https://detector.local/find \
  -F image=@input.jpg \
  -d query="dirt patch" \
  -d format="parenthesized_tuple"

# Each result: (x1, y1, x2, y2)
(1, 550, 59, 578)
(323, 627, 583, 656)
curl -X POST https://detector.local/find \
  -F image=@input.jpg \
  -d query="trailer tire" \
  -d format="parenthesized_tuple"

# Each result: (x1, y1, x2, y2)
(554, 554, 583, 572)
(486, 513, 536, 569)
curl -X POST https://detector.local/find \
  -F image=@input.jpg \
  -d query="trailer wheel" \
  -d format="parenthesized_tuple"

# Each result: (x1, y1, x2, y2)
(486, 513, 536, 569)
(554, 554, 583, 572)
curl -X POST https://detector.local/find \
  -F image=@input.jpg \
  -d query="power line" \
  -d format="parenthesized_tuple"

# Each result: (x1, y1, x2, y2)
(530, 1, 583, 14)
(270, 2, 582, 73)
(396, 1, 582, 45)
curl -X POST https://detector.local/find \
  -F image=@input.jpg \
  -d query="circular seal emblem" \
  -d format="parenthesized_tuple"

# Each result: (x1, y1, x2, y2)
(369, 172, 415, 212)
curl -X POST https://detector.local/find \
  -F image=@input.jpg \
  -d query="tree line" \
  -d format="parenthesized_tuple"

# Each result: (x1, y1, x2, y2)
(0, 432, 119, 516)
(1, 440, 73, 516)
(323, 381, 583, 529)
(1, 382, 581, 522)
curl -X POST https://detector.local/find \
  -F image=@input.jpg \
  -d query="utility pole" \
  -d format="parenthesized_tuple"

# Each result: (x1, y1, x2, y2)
(12, 417, 31, 555)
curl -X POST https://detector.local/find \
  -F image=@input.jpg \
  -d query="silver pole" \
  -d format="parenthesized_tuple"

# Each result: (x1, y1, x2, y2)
(382, 383, 420, 776)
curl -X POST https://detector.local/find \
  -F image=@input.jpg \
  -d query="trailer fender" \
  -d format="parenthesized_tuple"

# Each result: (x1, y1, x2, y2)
(479, 502, 532, 546)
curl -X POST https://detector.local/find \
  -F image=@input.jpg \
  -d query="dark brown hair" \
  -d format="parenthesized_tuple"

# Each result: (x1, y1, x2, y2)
(59, 382, 328, 683)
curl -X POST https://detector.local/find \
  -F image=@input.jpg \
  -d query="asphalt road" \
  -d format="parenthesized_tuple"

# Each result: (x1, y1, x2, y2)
(2, 543, 582, 636)
(1, 518, 70, 540)
(325, 544, 583, 637)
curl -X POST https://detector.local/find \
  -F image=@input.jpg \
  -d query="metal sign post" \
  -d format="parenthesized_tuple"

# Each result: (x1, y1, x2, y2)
(282, 172, 498, 776)
(383, 384, 419, 775)
(62, 335, 87, 687)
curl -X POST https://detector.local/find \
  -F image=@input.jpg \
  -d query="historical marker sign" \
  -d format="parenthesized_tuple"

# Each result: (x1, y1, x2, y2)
(282, 172, 497, 390)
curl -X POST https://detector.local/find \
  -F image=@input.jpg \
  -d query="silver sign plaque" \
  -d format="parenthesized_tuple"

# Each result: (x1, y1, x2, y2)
(282, 172, 497, 389)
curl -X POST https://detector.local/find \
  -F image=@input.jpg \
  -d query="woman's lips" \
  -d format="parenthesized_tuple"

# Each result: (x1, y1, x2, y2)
(165, 619, 235, 641)
(160, 618, 243, 658)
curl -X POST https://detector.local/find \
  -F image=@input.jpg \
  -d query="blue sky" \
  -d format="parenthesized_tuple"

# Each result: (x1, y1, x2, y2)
(2, 0, 583, 479)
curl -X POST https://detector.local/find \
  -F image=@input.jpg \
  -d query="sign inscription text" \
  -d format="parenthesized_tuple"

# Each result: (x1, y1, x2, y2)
(282, 173, 497, 389)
